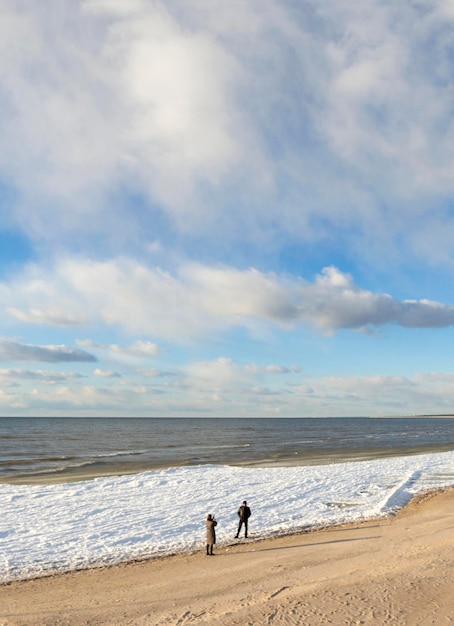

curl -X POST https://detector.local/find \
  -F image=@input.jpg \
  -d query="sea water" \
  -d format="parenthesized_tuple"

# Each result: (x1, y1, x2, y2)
(2, 416, 454, 482)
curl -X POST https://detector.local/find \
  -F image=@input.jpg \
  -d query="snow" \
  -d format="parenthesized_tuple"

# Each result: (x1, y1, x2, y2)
(1, 451, 454, 583)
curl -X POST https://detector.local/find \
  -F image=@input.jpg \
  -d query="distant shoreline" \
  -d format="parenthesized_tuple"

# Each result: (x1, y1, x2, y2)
(367, 414, 454, 419)
(385, 414, 454, 418)
(0, 412, 454, 420)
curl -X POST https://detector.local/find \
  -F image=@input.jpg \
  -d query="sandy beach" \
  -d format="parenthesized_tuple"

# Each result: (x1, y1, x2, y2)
(1, 488, 453, 625)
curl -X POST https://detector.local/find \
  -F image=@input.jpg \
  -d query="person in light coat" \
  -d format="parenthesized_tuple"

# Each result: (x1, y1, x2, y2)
(205, 513, 217, 555)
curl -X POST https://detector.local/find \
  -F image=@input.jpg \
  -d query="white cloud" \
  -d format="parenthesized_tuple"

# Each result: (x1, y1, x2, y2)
(0, 369, 84, 383)
(0, 0, 246, 242)
(118, 340, 161, 357)
(138, 368, 176, 378)
(93, 368, 121, 378)
(320, 2, 454, 188)
(6, 307, 87, 327)
(4, 259, 454, 341)
(0, 383, 165, 415)
(288, 371, 454, 417)
(0, 339, 97, 363)
(185, 357, 240, 390)
(1, 1, 453, 266)
(263, 364, 301, 374)
(1, 353, 454, 417)
(81, 0, 146, 17)
(77, 339, 161, 357)
(184, 358, 302, 395)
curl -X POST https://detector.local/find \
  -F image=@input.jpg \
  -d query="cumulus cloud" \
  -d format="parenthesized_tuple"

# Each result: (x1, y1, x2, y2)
(6, 307, 88, 327)
(263, 364, 302, 374)
(1, 347, 454, 417)
(138, 368, 177, 378)
(289, 372, 454, 417)
(186, 357, 303, 394)
(0, 339, 97, 363)
(186, 357, 241, 390)
(1, 1, 454, 265)
(77, 339, 161, 357)
(9, 383, 164, 414)
(320, 2, 454, 193)
(0, 0, 245, 243)
(307, 267, 454, 331)
(4, 259, 454, 340)
(93, 368, 121, 378)
(0, 369, 84, 383)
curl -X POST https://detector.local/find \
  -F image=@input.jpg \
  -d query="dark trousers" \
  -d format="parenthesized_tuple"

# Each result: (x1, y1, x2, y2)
(236, 519, 248, 537)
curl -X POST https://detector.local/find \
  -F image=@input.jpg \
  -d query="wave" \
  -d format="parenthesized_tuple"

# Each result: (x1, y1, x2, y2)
(0, 450, 151, 480)
(85, 449, 150, 459)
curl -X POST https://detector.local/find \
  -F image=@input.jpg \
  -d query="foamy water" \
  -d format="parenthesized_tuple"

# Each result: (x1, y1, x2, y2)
(1, 450, 454, 583)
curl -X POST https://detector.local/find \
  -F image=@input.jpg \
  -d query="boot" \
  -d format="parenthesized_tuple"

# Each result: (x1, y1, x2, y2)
(206, 545, 210, 555)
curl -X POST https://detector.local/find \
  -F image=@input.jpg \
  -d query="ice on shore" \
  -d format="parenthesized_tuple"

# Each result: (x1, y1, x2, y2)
(1, 451, 454, 583)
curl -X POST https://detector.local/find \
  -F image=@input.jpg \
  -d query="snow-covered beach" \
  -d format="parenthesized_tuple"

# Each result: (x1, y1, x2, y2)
(2, 450, 454, 584)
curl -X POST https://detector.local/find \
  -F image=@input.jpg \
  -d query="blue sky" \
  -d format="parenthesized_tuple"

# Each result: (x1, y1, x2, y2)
(1, 0, 454, 417)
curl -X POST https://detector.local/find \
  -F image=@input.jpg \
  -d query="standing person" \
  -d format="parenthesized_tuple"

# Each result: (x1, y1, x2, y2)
(235, 500, 251, 538)
(206, 513, 217, 555)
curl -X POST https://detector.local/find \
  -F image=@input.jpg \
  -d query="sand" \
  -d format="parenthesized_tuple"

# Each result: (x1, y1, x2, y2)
(1, 488, 453, 626)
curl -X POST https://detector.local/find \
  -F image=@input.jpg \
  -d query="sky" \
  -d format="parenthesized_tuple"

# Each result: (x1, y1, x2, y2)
(1, 0, 454, 418)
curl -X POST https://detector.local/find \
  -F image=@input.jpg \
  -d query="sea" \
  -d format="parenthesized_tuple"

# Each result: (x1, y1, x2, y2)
(2, 416, 454, 483)
(1, 416, 454, 583)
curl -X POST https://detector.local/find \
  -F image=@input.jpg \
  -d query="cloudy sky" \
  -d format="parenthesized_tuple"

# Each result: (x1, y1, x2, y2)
(1, 0, 454, 417)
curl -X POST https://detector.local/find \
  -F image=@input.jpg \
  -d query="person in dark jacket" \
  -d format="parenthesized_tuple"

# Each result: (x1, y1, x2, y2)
(206, 513, 217, 555)
(235, 500, 251, 538)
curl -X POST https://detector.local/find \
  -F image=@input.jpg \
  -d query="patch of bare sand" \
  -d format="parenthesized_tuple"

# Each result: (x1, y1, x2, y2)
(1, 487, 453, 625)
